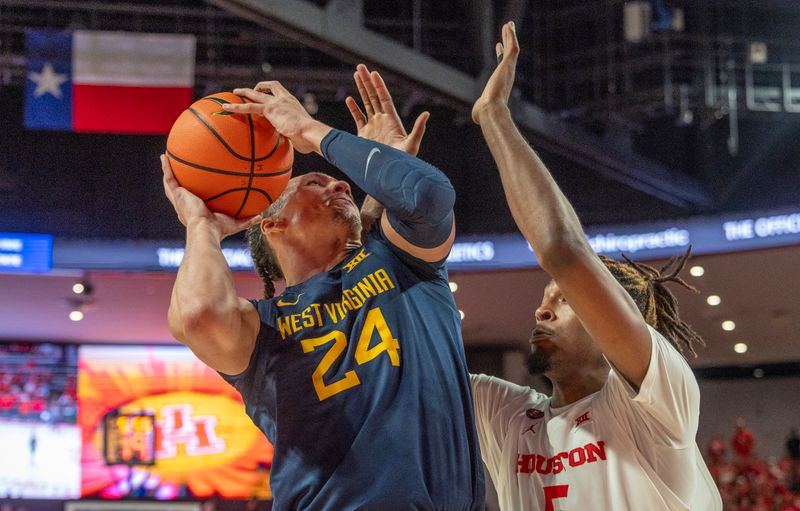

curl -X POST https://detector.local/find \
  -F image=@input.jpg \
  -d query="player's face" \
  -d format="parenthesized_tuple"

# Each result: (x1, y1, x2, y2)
(279, 172, 361, 235)
(526, 281, 604, 376)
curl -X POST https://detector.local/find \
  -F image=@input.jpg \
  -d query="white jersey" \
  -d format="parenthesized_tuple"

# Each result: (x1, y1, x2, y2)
(471, 326, 722, 510)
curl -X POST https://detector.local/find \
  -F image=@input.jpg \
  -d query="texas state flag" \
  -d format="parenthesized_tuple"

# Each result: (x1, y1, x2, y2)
(25, 29, 195, 134)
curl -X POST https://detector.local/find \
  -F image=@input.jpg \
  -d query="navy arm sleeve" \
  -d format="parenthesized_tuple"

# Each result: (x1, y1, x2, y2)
(320, 129, 455, 249)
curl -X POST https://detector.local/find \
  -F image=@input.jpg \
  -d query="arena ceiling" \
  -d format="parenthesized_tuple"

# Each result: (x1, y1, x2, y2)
(1, 0, 799, 237)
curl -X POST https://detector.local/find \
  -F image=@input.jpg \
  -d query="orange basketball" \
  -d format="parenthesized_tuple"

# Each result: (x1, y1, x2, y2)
(166, 92, 293, 218)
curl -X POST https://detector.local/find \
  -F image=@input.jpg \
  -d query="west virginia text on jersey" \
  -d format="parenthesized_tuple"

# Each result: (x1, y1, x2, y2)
(274, 266, 396, 340)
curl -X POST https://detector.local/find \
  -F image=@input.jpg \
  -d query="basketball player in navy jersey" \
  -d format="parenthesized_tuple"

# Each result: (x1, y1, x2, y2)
(162, 65, 484, 510)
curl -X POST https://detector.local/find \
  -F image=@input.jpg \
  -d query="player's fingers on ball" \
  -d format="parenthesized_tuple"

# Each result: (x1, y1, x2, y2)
(255, 80, 290, 97)
(226, 215, 256, 234)
(161, 177, 175, 204)
(252, 81, 272, 91)
(252, 81, 278, 94)
(160, 156, 179, 189)
(222, 103, 266, 115)
(345, 96, 367, 128)
(160, 154, 170, 175)
(231, 88, 270, 105)
(162, 178, 177, 206)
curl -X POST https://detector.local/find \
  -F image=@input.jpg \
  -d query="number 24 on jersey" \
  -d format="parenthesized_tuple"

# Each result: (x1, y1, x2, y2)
(301, 307, 400, 401)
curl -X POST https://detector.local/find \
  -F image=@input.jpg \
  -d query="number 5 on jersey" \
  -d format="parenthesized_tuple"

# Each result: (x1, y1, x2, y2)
(544, 485, 569, 511)
(301, 307, 400, 401)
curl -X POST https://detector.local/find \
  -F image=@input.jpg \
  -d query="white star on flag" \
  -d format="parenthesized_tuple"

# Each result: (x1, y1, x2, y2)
(28, 62, 68, 99)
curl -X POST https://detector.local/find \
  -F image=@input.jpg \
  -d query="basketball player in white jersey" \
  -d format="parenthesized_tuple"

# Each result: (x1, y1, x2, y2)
(470, 22, 722, 510)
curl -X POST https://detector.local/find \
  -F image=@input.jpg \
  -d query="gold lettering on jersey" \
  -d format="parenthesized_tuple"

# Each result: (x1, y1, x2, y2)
(343, 248, 371, 273)
(374, 268, 395, 291)
(323, 303, 340, 325)
(276, 268, 397, 340)
(343, 289, 362, 309)
(359, 279, 378, 298)
(310, 303, 323, 325)
(277, 303, 327, 340)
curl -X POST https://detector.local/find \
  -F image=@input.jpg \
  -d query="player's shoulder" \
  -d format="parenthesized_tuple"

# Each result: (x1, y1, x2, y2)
(470, 373, 546, 406)
(249, 297, 271, 316)
(366, 227, 448, 276)
(647, 324, 694, 370)
(365, 228, 401, 255)
(247, 297, 281, 334)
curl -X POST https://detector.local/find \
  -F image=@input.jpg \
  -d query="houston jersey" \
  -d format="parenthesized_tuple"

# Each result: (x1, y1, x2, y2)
(222, 231, 484, 511)
(471, 326, 721, 510)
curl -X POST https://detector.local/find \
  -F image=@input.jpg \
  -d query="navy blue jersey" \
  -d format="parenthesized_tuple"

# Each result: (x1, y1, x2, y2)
(221, 229, 484, 510)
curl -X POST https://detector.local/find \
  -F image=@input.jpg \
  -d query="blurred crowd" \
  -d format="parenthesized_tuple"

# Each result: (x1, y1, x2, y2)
(0, 344, 77, 424)
(708, 419, 800, 510)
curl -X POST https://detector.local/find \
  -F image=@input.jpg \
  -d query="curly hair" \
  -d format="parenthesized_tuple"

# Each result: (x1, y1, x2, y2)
(599, 247, 705, 359)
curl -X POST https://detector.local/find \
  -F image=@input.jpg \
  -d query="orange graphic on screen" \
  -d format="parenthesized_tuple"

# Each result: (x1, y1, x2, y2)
(79, 346, 273, 500)
(104, 413, 156, 465)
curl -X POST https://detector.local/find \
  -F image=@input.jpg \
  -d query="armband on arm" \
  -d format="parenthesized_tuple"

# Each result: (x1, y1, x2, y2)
(321, 129, 454, 249)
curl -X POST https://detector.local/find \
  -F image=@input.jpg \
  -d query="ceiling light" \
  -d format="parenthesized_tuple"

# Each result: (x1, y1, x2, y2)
(706, 295, 721, 306)
(69, 310, 84, 322)
(449, 281, 458, 293)
(721, 320, 736, 331)
(458, 310, 465, 320)
(733, 342, 748, 354)
(689, 265, 705, 277)
(72, 280, 93, 295)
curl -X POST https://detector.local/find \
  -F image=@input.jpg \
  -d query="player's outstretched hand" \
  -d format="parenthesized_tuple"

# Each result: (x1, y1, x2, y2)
(161, 154, 260, 238)
(472, 21, 519, 125)
(223, 81, 324, 154)
(346, 64, 429, 157)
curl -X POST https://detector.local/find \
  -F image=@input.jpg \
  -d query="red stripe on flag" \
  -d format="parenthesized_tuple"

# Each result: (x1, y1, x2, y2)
(73, 84, 192, 134)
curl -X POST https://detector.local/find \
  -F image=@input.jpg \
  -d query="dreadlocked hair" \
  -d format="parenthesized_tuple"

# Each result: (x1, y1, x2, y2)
(245, 196, 289, 299)
(598, 246, 705, 359)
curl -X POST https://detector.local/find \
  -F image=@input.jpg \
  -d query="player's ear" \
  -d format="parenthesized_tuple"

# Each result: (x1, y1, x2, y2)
(261, 216, 287, 235)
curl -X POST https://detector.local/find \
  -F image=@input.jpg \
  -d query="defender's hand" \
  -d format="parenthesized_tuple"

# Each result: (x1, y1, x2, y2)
(472, 21, 519, 125)
(161, 155, 260, 238)
(223, 81, 328, 154)
(346, 64, 429, 157)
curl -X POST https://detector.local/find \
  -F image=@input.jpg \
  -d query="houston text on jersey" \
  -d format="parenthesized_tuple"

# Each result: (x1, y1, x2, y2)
(516, 441, 606, 475)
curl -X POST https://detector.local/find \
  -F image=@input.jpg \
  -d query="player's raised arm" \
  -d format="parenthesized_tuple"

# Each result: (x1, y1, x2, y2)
(162, 155, 261, 376)
(226, 77, 454, 263)
(344, 65, 448, 251)
(472, 22, 652, 387)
